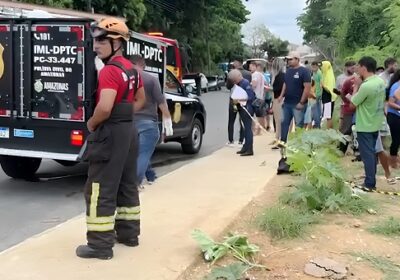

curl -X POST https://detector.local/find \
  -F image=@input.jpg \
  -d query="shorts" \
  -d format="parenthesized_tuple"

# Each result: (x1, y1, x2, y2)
(339, 114, 353, 135)
(379, 120, 391, 137)
(375, 132, 384, 153)
(323, 101, 335, 119)
(304, 100, 315, 124)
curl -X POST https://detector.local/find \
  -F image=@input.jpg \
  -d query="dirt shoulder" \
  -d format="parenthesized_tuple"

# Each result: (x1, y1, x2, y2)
(179, 159, 400, 280)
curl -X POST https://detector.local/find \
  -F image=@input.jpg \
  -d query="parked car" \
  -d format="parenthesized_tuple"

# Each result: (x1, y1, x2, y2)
(182, 73, 209, 95)
(206, 75, 225, 91)
(164, 70, 207, 154)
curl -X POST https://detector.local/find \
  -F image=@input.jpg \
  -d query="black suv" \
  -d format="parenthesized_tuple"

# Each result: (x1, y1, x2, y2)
(163, 70, 206, 154)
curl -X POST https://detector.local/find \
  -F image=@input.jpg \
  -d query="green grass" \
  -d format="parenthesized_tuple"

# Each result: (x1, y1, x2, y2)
(341, 193, 377, 216)
(257, 205, 318, 239)
(349, 252, 400, 280)
(368, 217, 400, 236)
(279, 185, 377, 216)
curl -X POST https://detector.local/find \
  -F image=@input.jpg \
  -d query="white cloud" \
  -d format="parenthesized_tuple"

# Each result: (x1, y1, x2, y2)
(242, 0, 307, 45)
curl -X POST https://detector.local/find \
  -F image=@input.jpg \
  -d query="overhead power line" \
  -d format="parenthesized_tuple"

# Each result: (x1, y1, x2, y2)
(146, 0, 178, 14)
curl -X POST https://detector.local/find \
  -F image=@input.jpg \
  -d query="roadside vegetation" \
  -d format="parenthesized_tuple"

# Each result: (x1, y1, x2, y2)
(349, 252, 400, 280)
(257, 129, 378, 240)
(368, 216, 400, 236)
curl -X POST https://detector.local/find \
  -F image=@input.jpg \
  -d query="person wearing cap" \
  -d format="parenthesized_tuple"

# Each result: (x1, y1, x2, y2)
(278, 51, 311, 143)
(76, 17, 145, 260)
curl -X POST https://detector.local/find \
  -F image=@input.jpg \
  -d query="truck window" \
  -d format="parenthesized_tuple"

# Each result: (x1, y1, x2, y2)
(165, 70, 183, 96)
(166, 46, 176, 67)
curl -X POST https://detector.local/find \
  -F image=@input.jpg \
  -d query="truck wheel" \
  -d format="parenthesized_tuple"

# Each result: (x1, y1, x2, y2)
(0, 156, 42, 179)
(181, 119, 203, 154)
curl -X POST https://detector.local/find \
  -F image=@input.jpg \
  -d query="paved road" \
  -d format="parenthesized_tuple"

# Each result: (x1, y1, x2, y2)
(0, 90, 230, 252)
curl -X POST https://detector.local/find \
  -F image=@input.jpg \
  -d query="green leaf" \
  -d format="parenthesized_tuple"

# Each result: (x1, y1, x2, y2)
(192, 229, 216, 252)
(204, 263, 248, 280)
(211, 246, 229, 264)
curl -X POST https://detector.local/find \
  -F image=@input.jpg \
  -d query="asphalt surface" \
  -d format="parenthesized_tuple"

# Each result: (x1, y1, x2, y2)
(0, 89, 231, 252)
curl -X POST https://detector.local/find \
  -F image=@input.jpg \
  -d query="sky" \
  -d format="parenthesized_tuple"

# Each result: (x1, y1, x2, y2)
(241, 0, 307, 45)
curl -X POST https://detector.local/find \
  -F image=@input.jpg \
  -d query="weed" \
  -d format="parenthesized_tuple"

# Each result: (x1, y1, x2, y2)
(204, 263, 248, 280)
(369, 217, 400, 236)
(349, 252, 400, 280)
(257, 204, 318, 239)
(283, 129, 377, 214)
(341, 193, 377, 216)
(191, 230, 266, 269)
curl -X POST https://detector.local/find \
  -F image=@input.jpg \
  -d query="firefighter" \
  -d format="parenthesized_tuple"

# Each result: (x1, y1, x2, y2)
(76, 17, 145, 260)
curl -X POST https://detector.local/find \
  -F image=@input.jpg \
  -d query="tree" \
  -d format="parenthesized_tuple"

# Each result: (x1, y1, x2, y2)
(260, 37, 289, 58)
(247, 24, 273, 58)
(73, 0, 146, 29)
(18, 0, 250, 73)
(21, 0, 73, 8)
(298, 0, 396, 67)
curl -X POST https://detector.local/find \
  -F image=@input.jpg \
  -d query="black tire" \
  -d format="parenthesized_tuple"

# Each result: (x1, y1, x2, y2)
(54, 160, 78, 167)
(181, 118, 203, 154)
(0, 155, 41, 179)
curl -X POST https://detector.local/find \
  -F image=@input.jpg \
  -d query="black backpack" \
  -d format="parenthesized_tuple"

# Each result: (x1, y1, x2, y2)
(277, 157, 292, 175)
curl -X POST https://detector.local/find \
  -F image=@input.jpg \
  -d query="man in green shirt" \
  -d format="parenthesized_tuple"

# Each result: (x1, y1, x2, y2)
(311, 61, 323, 128)
(351, 56, 385, 190)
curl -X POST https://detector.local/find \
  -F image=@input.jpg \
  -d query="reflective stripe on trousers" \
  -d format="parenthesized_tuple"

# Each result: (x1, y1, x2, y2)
(116, 206, 140, 220)
(86, 182, 115, 232)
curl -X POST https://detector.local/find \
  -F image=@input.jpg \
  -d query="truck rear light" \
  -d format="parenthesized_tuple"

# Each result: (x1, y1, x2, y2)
(0, 26, 8, 32)
(35, 26, 49, 32)
(38, 112, 49, 118)
(71, 26, 83, 41)
(70, 130, 83, 146)
(0, 109, 6, 116)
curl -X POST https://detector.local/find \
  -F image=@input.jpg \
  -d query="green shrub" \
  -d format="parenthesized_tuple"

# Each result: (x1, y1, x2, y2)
(282, 129, 376, 214)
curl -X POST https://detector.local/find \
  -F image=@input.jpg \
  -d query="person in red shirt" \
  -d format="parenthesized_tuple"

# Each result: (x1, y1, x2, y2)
(76, 17, 145, 260)
(339, 75, 357, 154)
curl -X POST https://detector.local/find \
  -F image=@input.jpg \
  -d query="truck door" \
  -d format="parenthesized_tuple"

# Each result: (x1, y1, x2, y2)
(0, 24, 12, 120)
(0, 19, 93, 158)
(30, 24, 85, 121)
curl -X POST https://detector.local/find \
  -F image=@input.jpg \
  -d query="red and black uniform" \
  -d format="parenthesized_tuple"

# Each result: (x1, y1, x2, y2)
(84, 55, 143, 249)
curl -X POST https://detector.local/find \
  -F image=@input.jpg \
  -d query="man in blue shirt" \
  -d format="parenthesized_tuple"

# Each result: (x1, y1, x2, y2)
(278, 51, 311, 143)
(228, 69, 256, 156)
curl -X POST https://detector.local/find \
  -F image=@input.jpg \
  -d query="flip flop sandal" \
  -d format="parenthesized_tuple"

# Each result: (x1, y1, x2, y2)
(387, 178, 397, 185)
(353, 175, 366, 180)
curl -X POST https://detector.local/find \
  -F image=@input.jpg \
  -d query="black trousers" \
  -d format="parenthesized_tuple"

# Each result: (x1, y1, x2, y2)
(339, 114, 353, 154)
(238, 106, 253, 152)
(84, 118, 140, 249)
(387, 112, 400, 156)
(228, 100, 244, 143)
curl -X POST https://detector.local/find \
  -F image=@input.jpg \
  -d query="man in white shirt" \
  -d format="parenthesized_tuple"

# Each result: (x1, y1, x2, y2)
(249, 61, 266, 135)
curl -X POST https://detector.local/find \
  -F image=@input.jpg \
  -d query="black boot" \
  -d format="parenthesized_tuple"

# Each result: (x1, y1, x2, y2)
(76, 245, 113, 260)
(117, 236, 139, 247)
(237, 149, 246, 154)
(240, 150, 254, 156)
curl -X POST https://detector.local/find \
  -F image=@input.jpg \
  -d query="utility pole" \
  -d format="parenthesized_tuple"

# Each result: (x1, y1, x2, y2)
(87, 0, 92, 12)
(205, 3, 211, 75)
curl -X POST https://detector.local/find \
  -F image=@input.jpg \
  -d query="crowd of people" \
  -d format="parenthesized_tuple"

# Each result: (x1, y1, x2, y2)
(226, 52, 400, 191)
